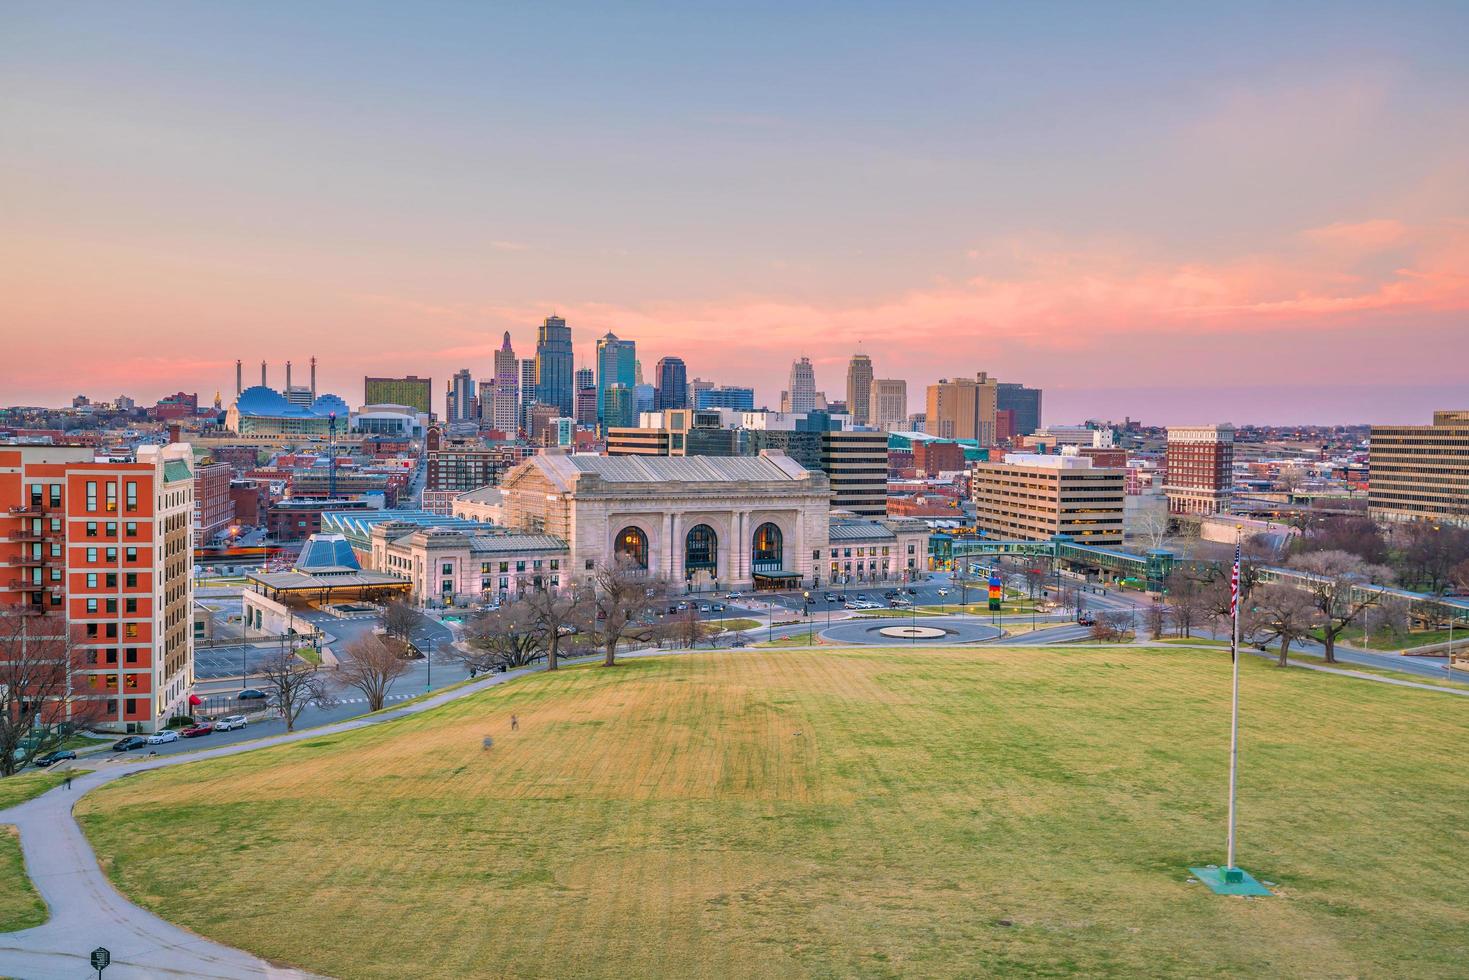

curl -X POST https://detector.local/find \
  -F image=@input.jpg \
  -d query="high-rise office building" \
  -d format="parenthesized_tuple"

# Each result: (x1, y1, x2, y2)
(926, 372, 998, 444)
(518, 358, 538, 434)
(595, 332, 637, 421)
(820, 429, 890, 517)
(694, 385, 756, 411)
(602, 385, 638, 430)
(1369, 411, 1469, 526)
(476, 380, 496, 425)
(1163, 424, 1235, 515)
(654, 356, 688, 410)
(996, 382, 1043, 437)
(575, 366, 595, 392)
(575, 387, 598, 428)
(491, 332, 519, 435)
(535, 315, 574, 417)
(869, 379, 907, 432)
(971, 453, 1126, 547)
(787, 357, 817, 414)
(446, 369, 476, 425)
(846, 354, 874, 426)
(364, 375, 432, 415)
(0, 443, 197, 732)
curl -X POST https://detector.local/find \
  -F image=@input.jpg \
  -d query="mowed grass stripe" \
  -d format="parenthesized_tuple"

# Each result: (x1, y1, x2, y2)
(77, 648, 1469, 978)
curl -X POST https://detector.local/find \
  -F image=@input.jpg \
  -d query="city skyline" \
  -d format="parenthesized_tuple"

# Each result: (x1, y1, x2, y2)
(4, 3, 1468, 421)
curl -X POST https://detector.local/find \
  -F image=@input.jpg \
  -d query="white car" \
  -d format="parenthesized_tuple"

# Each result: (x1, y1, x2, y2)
(146, 729, 180, 744)
(215, 715, 249, 731)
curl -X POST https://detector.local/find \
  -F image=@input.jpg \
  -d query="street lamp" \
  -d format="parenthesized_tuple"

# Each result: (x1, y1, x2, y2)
(938, 587, 948, 614)
(803, 591, 812, 644)
(424, 636, 433, 694)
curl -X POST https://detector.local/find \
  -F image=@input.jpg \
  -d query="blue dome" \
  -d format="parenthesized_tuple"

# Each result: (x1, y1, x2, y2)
(310, 394, 350, 418)
(236, 386, 291, 416)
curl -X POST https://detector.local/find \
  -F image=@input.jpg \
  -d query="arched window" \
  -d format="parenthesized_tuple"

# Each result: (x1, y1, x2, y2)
(613, 526, 649, 569)
(752, 522, 783, 566)
(685, 524, 717, 570)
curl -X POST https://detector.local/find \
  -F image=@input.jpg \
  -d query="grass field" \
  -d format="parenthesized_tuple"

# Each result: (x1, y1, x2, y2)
(0, 771, 67, 811)
(78, 647, 1468, 978)
(0, 825, 46, 931)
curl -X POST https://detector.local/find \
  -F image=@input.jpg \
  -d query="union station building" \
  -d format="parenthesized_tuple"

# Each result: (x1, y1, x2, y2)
(359, 451, 928, 604)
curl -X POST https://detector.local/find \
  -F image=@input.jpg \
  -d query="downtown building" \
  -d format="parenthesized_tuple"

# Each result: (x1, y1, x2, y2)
(996, 382, 1043, 437)
(846, 354, 873, 426)
(1163, 424, 1235, 515)
(0, 443, 196, 733)
(535, 315, 575, 417)
(1369, 410, 1469, 526)
(363, 375, 433, 416)
(927, 372, 999, 444)
(970, 452, 1126, 547)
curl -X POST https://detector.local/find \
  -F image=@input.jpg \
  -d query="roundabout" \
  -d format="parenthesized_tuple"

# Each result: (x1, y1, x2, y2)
(819, 616, 1003, 645)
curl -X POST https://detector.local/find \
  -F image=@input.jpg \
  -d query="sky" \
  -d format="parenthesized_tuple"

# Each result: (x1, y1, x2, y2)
(2, 2, 1467, 424)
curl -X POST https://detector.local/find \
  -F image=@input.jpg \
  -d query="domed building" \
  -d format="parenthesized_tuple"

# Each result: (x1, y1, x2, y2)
(225, 385, 351, 439)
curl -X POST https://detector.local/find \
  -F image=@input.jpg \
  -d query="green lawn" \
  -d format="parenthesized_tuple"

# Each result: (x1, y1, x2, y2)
(0, 771, 67, 811)
(709, 617, 761, 632)
(78, 648, 1468, 979)
(0, 826, 46, 931)
(1320, 626, 1458, 652)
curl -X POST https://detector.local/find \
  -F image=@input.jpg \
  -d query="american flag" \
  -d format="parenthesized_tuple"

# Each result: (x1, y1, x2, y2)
(1229, 540, 1241, 618)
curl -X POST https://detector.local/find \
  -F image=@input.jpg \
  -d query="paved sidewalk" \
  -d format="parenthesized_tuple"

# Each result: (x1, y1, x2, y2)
(0, 664, 533, 979)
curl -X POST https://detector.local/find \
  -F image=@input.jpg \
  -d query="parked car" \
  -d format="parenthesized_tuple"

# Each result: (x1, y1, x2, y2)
(697, 603, 711, 612)
(883, 590, 899, 599)
(889, 598, 912, 607)
(146, 730, 180, 744)
(237, 688, 267, 701)
(112, 735, 147, 752)
(711, 603, 726, 613)
(34, 749, 77, 768)
(825, 593, 839, 603)
(215, 715, 249, 732)
(180, 723, 215, 738)
(1077, 614, 1096, 626)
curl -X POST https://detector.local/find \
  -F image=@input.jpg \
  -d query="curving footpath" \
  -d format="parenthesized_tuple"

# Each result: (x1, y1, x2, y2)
(0, 664, 534, 980)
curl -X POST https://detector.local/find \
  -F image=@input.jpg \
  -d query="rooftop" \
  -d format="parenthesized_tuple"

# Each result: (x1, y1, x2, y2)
(530, 451, 813, 489)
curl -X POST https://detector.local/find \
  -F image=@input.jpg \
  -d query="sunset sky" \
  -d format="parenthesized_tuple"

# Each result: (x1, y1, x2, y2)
(3, 2, 1467, 422)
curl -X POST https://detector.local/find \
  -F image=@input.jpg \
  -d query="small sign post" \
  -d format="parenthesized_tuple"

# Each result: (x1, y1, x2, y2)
(91, 946, 111, 978)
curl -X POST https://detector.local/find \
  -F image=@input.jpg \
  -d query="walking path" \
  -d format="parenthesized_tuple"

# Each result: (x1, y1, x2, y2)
(0, 663, 532, 980)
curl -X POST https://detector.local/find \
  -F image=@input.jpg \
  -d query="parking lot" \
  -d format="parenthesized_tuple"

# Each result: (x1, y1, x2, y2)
(193, 642, 297, 681)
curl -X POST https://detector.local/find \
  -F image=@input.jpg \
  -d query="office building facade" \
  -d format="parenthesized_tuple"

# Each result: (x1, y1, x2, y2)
(1369, 410, 1469, 526)
(971, 453, 1126, 547)
(535, 315, 575, 417)
(870, 379, 907, 432)
(845, 354, 874, 425)
(695, 385, 755, 411)
(446, 369, 476, 425)
(1163, 424, 1235, 515)
(786, 357, 817, 414)
(491, 332, 519, 435)
(927, 372, 998, 444)
(996, 382, 1042, 437)
(655, 356, 688, 410)
(595, 332, 637, 421)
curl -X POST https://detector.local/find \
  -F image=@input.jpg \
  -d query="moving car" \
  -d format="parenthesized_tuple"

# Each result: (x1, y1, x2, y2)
(824, 593, 839, 603)
(237, 688, 267, 700)
(711, 603, 726, 613)
(146, 729, 180, 744)
(112, 735, 147, 752)
(180, 722, 215, 738)
(725, 592, 742, 600)
(34, 750, 77, 768)
(1077, 614, 1096, 626)
(215, 715, 248, 732)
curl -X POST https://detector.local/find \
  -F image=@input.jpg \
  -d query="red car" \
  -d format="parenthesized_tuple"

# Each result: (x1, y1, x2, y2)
(180, 722, 215, 738)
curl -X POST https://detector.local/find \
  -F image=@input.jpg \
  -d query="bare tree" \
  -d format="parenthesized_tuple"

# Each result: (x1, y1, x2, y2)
(1360, 596, 1409, 648)
(590, 560, 666, 667)
(460, 602, 543, 673)
(1449, 557, 1469, 596)
(0, 614, 106, 776)
(521, 585, 584, 671)
(1163, 571, 1204, 638)
(1133, 507, 1172, 551)
(674, 607, 704, 649)
(1288, 550, 1393, 664)
(1088, 612, 1130, 643)
(952, 562, 976, 607)
(1247, 585, 1320, 667)
(382, 599, 425, 641)
(257, 647, 335, 732)
(1022, 565, 1048, 600)
(337, 634, 411, 711)
(1143, 601, 1169, 640)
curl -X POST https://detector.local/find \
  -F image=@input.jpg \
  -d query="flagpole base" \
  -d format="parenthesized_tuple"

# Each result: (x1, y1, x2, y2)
(1189, 865, 1271, 896)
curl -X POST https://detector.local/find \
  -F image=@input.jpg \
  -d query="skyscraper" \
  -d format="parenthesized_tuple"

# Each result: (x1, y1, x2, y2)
(1163, 424, 1235, 515)
(518, 358, 538, 434)
(869, 378, 908, 431)
(575, 366, 595, 392)
(447, 369, 476, 424)
(363, 375, 433, 415)
(535, 315, 574, 417)
(845, 354, 873, 425)
(595, 332, 637, 421)
(787, 356, 817, 414)
(491, 331, 519, 434)
(996, 382, 1043, 437)
(926, 372, 998, 444)
(654, 356, 688, 410)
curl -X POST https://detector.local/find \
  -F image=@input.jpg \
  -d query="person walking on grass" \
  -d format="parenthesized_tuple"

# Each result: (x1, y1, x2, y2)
(511, 714, 518, 731)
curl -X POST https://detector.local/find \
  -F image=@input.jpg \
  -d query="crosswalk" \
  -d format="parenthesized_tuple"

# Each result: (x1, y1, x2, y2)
(335, 692, 418, 705)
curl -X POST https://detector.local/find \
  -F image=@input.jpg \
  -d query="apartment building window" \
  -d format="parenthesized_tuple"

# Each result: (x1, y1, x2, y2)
(550, 559, 559, 570)
(86, 548, 98, 562)
(125, 522, 137, 537)
(126, 573, 137, 587)
(29, 483, 42, 506)
(125, 648, 139, 664)
(85, 481, 98, 511)
(124, 624, 136, 638)
(125, 481, 138, 512)
(515, 561, 526, 572)
(106, 522, 116, 536)
(86, 598, 98, 613)
(49, 567, 62, 582)
(86, 522, 98, 537)
(125, 598, 137, 613)
(87, 573, 98, 588)
(105, 547, 117, 562)
(105, 599, 117, 613)
(125, 547, 137, 563)
(50, 517, 61, 532)
(532, 560, 542, 570)
(49, 483, 61, 507)
(105, 483, 117, 512)
(105, 573, 117, 587)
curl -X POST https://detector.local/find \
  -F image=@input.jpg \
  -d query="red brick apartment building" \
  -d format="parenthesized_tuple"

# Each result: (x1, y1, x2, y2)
(1, 444, 195, 732)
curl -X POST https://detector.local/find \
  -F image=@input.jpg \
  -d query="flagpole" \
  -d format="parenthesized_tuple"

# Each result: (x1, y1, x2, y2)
(1225, 525, 1242, 871)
